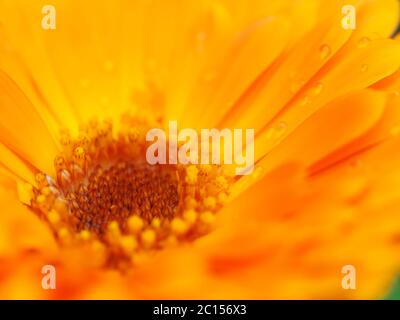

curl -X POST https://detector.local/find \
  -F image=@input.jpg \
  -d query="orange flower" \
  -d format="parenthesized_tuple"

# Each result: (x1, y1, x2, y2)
(0, 0, 400, 299)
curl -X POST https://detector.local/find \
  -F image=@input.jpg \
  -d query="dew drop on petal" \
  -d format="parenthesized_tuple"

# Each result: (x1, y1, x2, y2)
(266, 128, 274, 140)
(319, 44, 331, 60)
(312, 82, 323, 96)
(252, 166, 263, 178)
(357, 37, 370, 49)
(300, 95, 310, 106)
(289, 80, 306, 93)
(349, 159, 363, 171)
(360, 64, 368, 72)
(266, 121, 287, 141)
(277, 121, 287, 130)
(275, 122, 287, 141)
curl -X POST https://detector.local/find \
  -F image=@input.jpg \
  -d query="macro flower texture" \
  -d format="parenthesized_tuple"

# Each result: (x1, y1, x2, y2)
(0, 0, 399, 300)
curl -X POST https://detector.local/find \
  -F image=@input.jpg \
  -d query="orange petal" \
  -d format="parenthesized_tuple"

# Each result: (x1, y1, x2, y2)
(253, 38, 400, 162)
(310, 92, 400, 175)
(221, 2, 353, 132)
(0, 71, 59, 175)
(372, 70, 400, 93)
(182, 16, 290, 129)
(257, 90, 386, 176)
(0, 143, 35, 185)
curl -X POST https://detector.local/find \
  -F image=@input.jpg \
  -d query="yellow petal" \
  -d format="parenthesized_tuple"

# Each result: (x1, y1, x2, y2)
(254, 38, 400, 163)
(0, 71, 59, 175)
(257, 90, 386, 176)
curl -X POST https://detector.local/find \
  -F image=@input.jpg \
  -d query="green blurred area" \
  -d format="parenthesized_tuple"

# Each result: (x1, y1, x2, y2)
(385, 277, 400, 300)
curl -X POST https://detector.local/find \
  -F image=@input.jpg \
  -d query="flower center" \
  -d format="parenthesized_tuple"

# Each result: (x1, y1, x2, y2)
(27, 114, 232, 270)
(69, 161, 180, 236)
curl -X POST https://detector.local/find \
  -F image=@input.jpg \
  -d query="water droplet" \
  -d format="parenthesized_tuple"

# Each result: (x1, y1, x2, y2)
(360, 64, 368, 72)
(265, 129, 274, 140)
(289, 80, 306, 93)
(252, 166, 263, 178)
(277, 121, 287, 131)
(266, 122, 287, 141)
(300, 95, 310, 106)
(349, 159, 363, 170)
(357, 37, 370, 49)
(319, 44, 331, 60)
(312, 82, 323, 96)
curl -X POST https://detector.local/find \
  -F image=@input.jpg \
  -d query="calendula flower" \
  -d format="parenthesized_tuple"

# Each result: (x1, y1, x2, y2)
(0, 0, 400, 299)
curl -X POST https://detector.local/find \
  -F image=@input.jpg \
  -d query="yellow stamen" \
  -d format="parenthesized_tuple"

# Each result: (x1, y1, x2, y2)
(171, 218, 188, 235)
(128, 215, 144, 234)
(141, 229, 156, 248)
